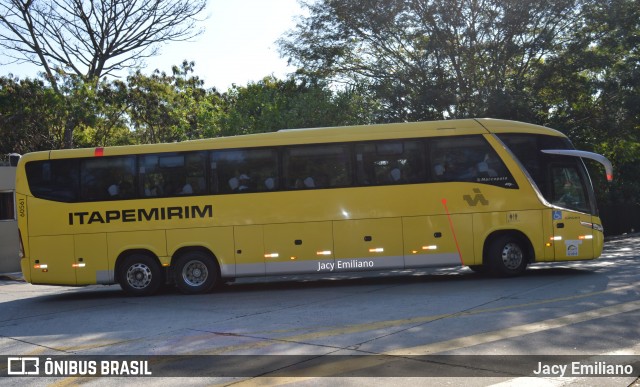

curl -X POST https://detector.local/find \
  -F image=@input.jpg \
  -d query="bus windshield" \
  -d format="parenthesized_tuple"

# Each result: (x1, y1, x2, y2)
(497, 133, 598, 215)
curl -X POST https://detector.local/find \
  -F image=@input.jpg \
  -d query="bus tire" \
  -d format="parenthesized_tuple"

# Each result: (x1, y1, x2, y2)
(118, 254, 163, 296)
(173, 251, 219, 294)
(486, 234, 528, 277)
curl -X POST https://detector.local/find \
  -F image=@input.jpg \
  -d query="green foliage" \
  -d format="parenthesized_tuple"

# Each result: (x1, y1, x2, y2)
(127, 61, 223, 143)
(2, 0, 639, 205)
(280, 0, 578, 121)
(0, 76, 67, 154)
(534, 0, 640, 204)
(217, 76, 374, 136)
(0, 63, 371, 155)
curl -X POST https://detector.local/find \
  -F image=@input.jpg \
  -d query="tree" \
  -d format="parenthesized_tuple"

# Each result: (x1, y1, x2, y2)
(0, 76, 66, 154)
(0, 0, 207, 147)
(72, 78, 134, 148)
(535, 0, 640, 204)
(218, 76, 375, 136)
(280, 0, 579, 121)
(127, 61, 222, 143)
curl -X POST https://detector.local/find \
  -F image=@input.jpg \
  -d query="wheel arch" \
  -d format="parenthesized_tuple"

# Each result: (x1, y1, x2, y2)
(170, 246, 221, 275)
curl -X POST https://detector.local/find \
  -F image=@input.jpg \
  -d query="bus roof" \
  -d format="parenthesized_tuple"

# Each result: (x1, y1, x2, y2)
(19, 118, 565, 162)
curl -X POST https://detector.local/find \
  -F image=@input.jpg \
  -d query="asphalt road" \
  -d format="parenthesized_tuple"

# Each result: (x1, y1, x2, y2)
(1, 235, 639, 386)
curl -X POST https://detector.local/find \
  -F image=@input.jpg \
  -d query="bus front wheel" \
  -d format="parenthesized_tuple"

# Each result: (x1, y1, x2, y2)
(486, 235, 528, 277)
(118, 254, 163, 296)
(173, 251, 219, 294)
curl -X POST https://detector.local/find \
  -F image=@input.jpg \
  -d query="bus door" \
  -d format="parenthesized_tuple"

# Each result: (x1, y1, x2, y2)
(234, 225, 266, 276)
(403, 215, 471, 267)
(548, 163, 595, 260)
(263, 222, 334, 275)
(333, 218, 404, 271)
(74, 233, 110, 284)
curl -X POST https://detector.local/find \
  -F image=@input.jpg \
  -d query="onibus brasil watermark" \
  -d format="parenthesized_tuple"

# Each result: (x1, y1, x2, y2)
(7, 357, 151, 376)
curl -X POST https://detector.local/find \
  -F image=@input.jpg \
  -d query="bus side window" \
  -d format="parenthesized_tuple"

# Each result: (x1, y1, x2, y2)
(79, 156, 136, 201)
(183, 152, 206, 195)
(284, 144, 352, 190)
(355, 140, 425, 186)
(211, 148, 278, 194)
(27, 160, 79, 202)
(429, 136, 516, 188)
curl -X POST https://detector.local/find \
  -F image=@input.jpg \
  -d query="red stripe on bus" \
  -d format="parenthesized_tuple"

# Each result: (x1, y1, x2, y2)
(441, 198, 464, 264)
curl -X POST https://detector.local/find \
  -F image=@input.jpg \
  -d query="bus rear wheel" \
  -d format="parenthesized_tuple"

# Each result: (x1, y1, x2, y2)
(486, 235, 528, 277)
(173, 251, 219, 294)
(119, 254, 163, 296)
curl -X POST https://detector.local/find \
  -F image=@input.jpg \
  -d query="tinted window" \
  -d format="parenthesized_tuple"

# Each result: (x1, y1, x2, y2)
(26, 159, 79, 202)
(356, 140, 425, 186)
(284, 144, 352, 189)
(140, 152, 206, 197)
(81, 156, 136, 200)
(210, 148, 278, 193)
(430, 136, 517, 188)
(497, 133, 571, 193)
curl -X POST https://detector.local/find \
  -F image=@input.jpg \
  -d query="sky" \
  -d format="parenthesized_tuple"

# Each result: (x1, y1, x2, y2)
(2, 0, 306, 91)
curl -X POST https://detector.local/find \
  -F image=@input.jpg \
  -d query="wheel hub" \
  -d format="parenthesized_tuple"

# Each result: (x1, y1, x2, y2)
(127, 263, 152, 289)
(501, 242, 524, 270)
(182, 260, 208, 287)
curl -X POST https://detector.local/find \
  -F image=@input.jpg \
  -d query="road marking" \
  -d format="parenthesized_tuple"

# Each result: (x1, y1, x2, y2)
(386, 299, 640, 355)
(226, 299, 640, 386)
(200, 283, 640, 355)
(44, 283, 640, 387)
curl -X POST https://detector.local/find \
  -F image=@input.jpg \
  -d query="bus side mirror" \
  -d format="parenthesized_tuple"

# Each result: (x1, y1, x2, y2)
(541, 149, 613, 182)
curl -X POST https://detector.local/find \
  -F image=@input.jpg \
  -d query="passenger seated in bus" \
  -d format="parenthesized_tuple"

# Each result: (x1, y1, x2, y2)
(476, 155, 498, 177)
(303, 176, 315, 188)
(143, 174, 163, 197)
(434, 152, 477, 181)
(238, 174, 251, 191)
(228, 176, 239, 191)
(178, 183, 193, 195)
(264, 177, 276, 190)
(144, 183, 159, 197)
(293, 176, 314, 189)
(108, 175, 132, 198)
(229, 174, 252, 192)
(108, 183, 119, 197)
(388, 167, 405, 183)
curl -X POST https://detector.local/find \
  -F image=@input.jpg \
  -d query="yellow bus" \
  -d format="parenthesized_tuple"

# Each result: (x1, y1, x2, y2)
(15, 119, 613, 296)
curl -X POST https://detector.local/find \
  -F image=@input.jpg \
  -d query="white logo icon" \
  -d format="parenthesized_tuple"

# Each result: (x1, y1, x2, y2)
(7, 357, 40, 375)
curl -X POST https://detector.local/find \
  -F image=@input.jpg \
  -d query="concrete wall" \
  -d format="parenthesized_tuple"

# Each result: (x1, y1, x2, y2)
(0, 167, 20, 273)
